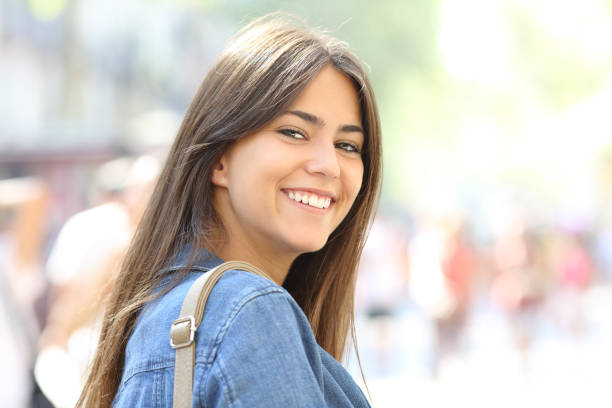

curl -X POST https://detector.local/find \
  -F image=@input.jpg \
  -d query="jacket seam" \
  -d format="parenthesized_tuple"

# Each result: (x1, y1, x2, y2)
(198, 284, 289, 365)
(158, 264, 211, 275)
(201, 355, 237, 408)
(196, 287, 294, 406)
(119, 360, 174, 391)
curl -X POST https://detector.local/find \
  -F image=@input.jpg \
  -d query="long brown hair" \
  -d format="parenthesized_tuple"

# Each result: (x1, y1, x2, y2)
(78, 14, 382, 407)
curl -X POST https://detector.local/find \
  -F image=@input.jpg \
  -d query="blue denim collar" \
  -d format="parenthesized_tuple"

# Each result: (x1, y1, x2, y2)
(163, 242, 224, 275)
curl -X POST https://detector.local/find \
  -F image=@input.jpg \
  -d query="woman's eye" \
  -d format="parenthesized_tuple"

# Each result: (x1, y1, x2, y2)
(336, 142, 361, 154)
(279, 129, 306, 140)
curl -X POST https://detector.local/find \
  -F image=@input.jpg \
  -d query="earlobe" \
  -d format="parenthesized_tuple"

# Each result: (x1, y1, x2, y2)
(210, 156, 229, 187)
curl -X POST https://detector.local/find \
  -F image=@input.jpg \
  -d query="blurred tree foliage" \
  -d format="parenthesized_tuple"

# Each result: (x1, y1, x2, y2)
(200, 0, 612, 204)
(8, 0, 612, 206)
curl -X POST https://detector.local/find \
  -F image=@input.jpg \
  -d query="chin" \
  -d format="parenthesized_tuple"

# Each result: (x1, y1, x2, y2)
(289, 236, 328, 255)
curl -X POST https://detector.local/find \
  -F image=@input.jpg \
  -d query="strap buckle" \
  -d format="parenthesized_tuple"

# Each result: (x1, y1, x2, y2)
(170, 315, 197, 349)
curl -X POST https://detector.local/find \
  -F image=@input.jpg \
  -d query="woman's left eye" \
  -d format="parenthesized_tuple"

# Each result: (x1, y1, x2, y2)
(336, 142, 361, 154)
(278, 129, 306, 140)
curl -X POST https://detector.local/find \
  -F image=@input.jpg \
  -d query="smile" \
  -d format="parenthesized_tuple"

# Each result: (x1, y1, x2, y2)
(282, 189, 334, 210)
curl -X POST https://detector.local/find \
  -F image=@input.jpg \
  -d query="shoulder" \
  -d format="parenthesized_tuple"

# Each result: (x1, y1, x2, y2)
(195, 273, 326, 407)
(194, 273, 370, 407)
(193, 269, 312, 363)
(124, 267, 305, 368)
(117, 267, 290, 395)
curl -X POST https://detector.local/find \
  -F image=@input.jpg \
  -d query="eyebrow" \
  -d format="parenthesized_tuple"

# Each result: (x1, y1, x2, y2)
(285, 110, 364, 134)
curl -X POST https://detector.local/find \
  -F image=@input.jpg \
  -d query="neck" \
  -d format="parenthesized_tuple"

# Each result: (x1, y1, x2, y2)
(208, 189, 302, 285)
(204, 231, 296, 285)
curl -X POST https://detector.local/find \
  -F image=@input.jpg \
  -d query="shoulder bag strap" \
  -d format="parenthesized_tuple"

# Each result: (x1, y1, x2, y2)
(170, 261, 273, 408)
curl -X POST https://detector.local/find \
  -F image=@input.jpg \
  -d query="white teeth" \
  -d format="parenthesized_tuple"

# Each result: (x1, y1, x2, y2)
(286, 191, 333, 209)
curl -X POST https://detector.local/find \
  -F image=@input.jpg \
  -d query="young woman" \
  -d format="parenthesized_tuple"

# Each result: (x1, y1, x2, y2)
(78, 14, 382, 407)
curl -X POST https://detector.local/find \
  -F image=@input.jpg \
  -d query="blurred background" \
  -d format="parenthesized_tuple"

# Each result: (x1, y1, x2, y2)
(1, 0, 612, 407)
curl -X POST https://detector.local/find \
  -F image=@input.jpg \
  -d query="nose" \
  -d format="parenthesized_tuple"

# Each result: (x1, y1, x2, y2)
(304, 139, 340, 179)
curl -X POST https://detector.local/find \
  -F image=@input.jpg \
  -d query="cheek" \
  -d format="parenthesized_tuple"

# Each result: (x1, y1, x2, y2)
(228, 152, 289, 205)
(334, 162, 363, 228)
(345, 161, 364, 203)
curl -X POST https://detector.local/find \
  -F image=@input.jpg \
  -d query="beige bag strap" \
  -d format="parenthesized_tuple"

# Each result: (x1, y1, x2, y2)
(170, 261, 273, 408)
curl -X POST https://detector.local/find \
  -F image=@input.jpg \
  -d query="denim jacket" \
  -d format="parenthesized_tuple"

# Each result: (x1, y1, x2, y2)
(112, 246, 371, 407)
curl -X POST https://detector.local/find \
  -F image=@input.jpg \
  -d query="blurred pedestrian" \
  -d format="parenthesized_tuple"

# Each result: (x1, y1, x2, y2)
(552, 232, 593, 337)
(0, 177, 49, 407)
(490, 216, 549, 369)
(408, 210, 474, 378)
(355, 214, 409, 375)
(35, 155, 159, 407)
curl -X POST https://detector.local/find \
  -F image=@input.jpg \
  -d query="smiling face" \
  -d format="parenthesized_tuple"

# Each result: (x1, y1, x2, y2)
(210, 65, 364, 270)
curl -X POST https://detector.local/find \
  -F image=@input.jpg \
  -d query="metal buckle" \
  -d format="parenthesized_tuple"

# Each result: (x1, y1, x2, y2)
(170, 315, 197, 349)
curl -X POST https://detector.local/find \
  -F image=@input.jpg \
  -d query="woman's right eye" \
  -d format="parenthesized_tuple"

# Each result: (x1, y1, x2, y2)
(278, 128, 306, 140)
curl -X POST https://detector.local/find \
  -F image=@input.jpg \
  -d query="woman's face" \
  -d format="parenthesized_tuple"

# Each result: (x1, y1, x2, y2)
(211, 65, 364, 259)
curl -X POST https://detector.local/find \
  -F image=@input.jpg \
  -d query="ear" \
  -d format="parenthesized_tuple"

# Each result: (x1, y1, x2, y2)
(210, 154, 229, 187)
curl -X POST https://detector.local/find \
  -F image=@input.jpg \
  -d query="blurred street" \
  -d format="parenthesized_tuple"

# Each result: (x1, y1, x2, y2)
(351, 288, 612, 407)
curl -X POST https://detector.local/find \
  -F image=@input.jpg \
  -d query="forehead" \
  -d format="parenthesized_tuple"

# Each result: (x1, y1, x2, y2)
(288, 65, 362, 126)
